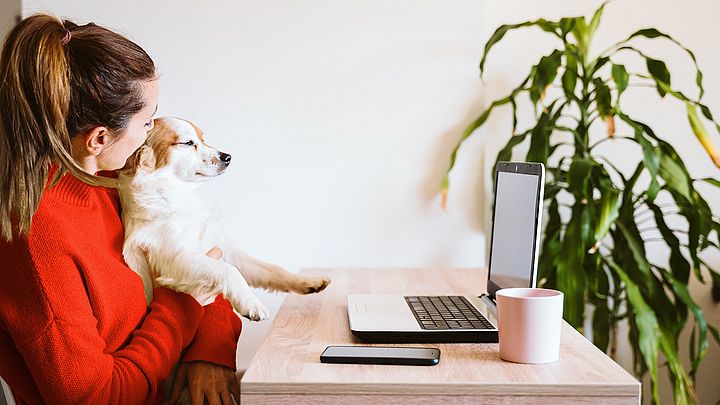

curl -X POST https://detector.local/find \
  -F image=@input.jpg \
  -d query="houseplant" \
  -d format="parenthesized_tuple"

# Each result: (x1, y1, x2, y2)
(441, 3, 720, 404)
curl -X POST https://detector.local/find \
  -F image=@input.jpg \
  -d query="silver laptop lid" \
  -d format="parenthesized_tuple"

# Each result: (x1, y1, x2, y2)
(486, 162, 545, 300)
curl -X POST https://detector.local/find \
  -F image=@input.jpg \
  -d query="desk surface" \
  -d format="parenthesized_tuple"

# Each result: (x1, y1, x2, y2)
(241, 268, 640, 404)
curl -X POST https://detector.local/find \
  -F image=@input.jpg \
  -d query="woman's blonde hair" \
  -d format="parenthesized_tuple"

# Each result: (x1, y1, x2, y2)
(0, 14, 156, 241)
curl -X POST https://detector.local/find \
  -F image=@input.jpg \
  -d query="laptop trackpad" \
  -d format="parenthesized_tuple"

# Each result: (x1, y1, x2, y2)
(349, 295, 421, 331)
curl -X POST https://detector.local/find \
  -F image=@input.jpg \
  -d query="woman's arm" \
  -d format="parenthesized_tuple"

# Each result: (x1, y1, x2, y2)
(182, 295, 242, 370)
(0, 237, 205, 404)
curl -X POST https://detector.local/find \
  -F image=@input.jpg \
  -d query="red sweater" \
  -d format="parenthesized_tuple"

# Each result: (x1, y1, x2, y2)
(0, 169, 243, 404)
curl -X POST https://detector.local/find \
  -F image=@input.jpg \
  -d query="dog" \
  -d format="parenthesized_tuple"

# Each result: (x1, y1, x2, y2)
(117, 117, 330, 321)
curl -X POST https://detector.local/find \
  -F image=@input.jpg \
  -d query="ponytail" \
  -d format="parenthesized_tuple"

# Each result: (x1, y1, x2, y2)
(0, 15, 155, 241)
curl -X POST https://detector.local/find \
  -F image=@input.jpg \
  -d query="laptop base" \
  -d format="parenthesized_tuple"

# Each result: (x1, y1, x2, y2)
(351, 330, 498, 343)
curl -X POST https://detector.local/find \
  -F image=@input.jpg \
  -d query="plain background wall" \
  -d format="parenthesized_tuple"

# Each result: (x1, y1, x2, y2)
(7, 1, 720, 403)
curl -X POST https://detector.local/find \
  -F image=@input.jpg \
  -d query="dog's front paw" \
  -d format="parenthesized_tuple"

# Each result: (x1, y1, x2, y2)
(233, 296, 270, 321)
(293, 276, 331, 295)
(246, 302, 270, 321)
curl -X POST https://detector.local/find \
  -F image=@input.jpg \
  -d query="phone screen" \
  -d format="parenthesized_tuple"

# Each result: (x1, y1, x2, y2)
(322, 346, 439, 359)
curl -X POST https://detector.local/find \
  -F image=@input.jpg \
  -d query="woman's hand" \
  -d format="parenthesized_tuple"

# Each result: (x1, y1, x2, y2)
(166, 361, 240, 405)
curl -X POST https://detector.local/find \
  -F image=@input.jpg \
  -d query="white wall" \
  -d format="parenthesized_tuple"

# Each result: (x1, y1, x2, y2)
(17, 1, 720, 403)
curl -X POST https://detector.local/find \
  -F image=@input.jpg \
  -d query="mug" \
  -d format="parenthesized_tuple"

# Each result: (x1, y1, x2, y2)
(496, 288, 564, 364)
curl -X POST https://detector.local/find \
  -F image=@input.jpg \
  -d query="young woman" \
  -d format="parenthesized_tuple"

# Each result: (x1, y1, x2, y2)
(0, 14, 242, 404)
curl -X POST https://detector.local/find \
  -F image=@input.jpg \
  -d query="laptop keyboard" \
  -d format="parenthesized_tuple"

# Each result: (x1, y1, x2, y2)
(405, 296, 494, 330)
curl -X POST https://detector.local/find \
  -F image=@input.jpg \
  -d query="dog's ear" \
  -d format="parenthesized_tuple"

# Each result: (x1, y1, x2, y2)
(121, 145, 156, 175)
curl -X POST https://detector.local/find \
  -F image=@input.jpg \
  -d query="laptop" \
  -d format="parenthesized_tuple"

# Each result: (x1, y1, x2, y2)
(347, 161, 545, 343)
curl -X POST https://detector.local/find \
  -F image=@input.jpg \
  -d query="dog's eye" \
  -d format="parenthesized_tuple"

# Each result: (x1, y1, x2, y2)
(181, 140, 195, 146)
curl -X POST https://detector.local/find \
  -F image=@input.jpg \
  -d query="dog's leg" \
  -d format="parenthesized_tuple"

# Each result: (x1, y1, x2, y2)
(222, 246, 330, 295)
(122, 242, 154, 304)
(151, 251, 269, 321)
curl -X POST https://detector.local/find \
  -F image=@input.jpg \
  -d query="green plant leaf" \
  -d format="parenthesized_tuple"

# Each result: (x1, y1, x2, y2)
(592, 298, 611, 352)
(559, 17, 576, 37)
(527, 114, 552, 163)
(593, 78, 612, 117)
(562, 51, 578, 99)
(623, 27, 705, 99)
(557, 203, 588, 328)
(616, 222, 676, 329)
(496, 130, 530, 168)
(567, 158, 594, 196)
(617, 113, 661, 200)
(442, 73, 534, 202)
(647, 202, 690, 284)
(570, 17, 589, 60)
(603, 256, 661, 403)
(538, 197, 562, 286)
(589, 56, 610, 77)
(698, 104, 720, 133)
(668, 276, 708, 380)
(530, 50, 563, 105)
(480, 19, 560, 76)
(697, 177, 720, 188)
(622, 162, 643, 206)
(592, 186, 620, 251)
(441, 94, 515, 198)
(659, 152, 693, 201)
(611, 63, 629, 96)
(590, 252, 611, 352)
(588, 1, 609, 38)
(646, 57, 671, 97)
(655, 139, 714, 275)
(687, 103, 720, 167)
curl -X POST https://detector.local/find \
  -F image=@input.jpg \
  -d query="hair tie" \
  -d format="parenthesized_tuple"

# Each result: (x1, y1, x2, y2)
(61, 29, 72, 45)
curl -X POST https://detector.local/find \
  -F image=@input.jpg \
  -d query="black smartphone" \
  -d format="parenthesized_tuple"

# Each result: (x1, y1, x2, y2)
(320, 345, 440, 366)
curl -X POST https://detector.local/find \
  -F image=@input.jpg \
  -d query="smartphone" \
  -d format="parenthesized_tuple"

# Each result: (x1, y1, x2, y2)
(320, 345, 440, 366)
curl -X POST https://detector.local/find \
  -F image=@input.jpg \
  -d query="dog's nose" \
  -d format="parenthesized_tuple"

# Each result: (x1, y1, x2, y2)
(219, 152, 232, 164)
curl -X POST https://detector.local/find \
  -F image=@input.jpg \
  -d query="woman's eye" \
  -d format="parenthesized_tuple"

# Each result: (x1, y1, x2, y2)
(144, 120, 154, 128)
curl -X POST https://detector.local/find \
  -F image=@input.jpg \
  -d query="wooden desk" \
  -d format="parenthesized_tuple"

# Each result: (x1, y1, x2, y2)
(240, 268, 640, 404)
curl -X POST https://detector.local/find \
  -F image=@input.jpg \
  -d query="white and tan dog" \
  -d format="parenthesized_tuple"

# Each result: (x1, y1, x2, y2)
(117, 117, 329, 321)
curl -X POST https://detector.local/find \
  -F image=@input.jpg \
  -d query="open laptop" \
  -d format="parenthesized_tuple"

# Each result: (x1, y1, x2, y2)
(347, 161, 545, 343)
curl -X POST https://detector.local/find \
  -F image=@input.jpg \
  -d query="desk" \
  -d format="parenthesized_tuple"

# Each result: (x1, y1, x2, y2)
(240, 268, 640, 404)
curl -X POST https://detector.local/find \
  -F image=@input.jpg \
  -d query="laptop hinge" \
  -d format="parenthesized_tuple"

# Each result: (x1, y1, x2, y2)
(479, 294, 497, 316)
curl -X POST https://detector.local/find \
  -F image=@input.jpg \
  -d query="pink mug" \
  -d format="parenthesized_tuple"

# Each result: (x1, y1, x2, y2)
(496, 288, 564, 364)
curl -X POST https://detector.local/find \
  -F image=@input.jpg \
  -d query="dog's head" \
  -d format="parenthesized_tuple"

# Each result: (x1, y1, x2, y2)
(121, 117, 231, 182)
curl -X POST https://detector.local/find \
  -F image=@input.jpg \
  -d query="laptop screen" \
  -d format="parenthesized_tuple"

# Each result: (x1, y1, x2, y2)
(486, 162, 544, 299)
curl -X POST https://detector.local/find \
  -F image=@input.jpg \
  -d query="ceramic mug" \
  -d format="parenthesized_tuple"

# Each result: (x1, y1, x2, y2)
(496, 288, 564, 364)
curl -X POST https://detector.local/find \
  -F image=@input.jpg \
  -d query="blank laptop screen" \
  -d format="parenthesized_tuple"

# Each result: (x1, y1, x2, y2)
(487, 170, 541, 291)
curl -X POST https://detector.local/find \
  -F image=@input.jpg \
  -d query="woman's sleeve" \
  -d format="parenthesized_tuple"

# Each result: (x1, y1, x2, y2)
(181, 294, 243, 370)
(0, 237, 205, 404)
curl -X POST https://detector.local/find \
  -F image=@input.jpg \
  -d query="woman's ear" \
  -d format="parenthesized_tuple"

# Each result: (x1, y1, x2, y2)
(85, 126, 111, 156)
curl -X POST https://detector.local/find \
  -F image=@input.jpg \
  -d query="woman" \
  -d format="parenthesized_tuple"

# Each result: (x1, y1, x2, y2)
(0, 14, 242, 404)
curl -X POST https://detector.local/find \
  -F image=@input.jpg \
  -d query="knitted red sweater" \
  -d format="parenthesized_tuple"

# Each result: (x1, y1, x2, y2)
(0, 170, 243, 404)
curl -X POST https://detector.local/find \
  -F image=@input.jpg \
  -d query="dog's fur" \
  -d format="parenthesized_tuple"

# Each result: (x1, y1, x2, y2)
(117, 117, 330, 320)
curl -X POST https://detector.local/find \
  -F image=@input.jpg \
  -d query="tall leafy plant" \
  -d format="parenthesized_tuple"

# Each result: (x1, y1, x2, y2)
(441, 3, 720, 404)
